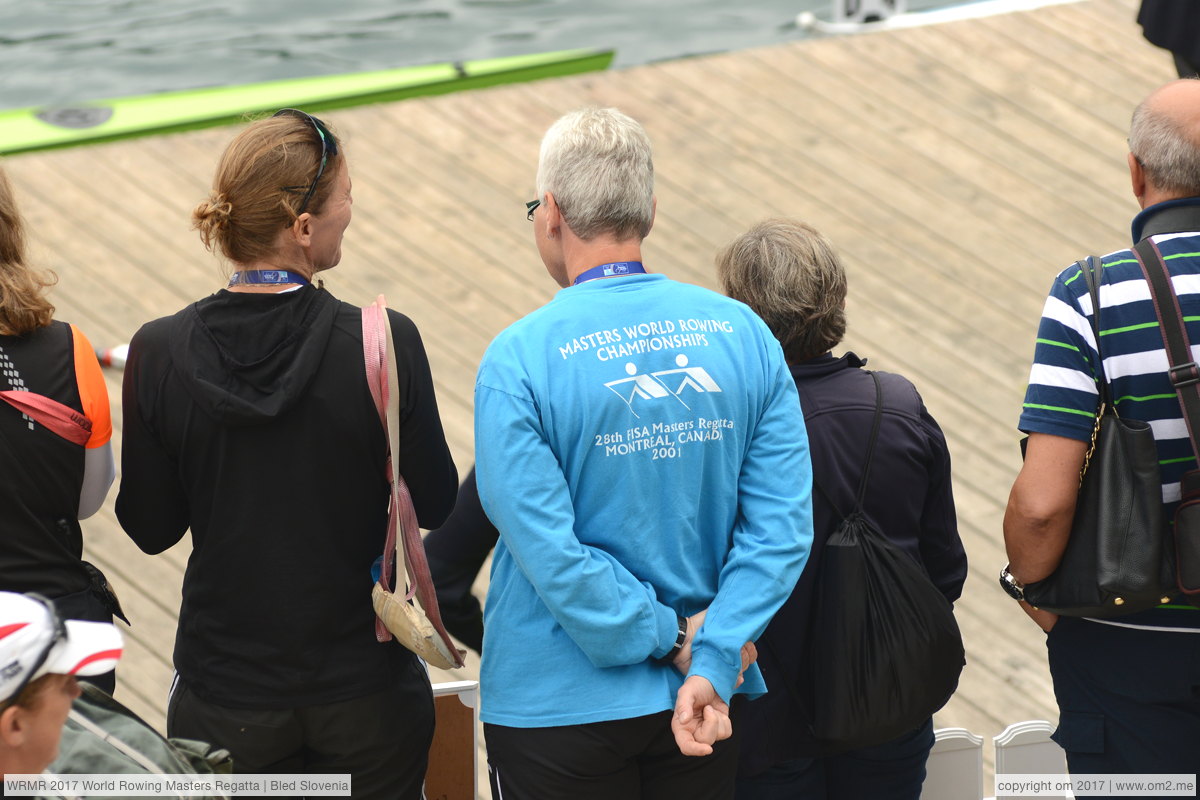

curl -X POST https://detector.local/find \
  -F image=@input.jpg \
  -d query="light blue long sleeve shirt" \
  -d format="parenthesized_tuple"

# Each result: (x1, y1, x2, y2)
(475, 273, 813, 728)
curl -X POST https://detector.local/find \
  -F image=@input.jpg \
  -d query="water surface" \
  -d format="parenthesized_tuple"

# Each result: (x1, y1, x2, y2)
(0, 0, 945, 111)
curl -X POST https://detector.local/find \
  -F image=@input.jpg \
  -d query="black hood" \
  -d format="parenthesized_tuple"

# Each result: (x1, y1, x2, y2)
(167, 286, 339, 425)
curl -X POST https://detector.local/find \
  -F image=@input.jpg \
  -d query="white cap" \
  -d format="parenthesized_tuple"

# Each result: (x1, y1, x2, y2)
(0, 591, 123, 704)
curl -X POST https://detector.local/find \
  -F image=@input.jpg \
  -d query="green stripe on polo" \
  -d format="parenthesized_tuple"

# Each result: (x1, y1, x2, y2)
(1036, 338, 1080, 351)
(1022, 403, 1094, 418)
(1101, 321, 1159, 336)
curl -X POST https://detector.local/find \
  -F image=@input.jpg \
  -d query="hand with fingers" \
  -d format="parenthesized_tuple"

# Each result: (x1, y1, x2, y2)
(666, 608, 758, 754)
(671, 675, 732, 756)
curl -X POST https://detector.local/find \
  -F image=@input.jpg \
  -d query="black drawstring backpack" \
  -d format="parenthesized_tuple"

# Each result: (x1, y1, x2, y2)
(807, 372, 965, 752)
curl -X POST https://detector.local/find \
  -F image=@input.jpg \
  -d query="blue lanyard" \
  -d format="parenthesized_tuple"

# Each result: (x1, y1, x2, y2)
(572, 261, 647, 286)
(228, 270, 311, 287)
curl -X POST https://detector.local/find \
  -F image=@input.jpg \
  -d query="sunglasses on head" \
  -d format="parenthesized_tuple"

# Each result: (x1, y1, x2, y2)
(274, 108, 339, 216)
(4, 593, 66, 706)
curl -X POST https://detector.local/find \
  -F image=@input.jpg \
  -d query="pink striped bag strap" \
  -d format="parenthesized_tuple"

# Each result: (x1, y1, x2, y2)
(362, 297, 462, 663)
(0, 390, 92, 446)
(363, 298, 398, 642)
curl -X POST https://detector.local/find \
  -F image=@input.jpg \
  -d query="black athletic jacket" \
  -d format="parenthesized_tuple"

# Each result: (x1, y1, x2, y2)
(116, 286, 457, 708)
(739, 353, 966, 775)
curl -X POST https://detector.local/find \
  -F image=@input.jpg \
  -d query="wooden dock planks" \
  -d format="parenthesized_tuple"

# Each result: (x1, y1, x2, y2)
(1, 0, 1173, 786)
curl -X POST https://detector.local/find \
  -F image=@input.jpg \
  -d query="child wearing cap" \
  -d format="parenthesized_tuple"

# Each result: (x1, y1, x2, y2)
(0, 592, 122, 778)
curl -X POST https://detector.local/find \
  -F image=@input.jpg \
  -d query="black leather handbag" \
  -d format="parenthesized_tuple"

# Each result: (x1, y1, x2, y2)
(1022, 256, 1175, 617)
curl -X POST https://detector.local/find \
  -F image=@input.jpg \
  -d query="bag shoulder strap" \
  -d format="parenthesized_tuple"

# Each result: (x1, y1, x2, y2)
(362, 298, 398, 607)
(361, 297, 463, 665)
(0, 390, 92, 446)
(1133, 238, 1200, 461)
(812, 371, 884, 517)
(1078, 255, 1113, 408)
(771, 370, 885, 735)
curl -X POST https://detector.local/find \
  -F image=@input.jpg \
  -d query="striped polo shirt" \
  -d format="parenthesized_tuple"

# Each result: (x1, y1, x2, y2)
(1019, 197, 1200, 630)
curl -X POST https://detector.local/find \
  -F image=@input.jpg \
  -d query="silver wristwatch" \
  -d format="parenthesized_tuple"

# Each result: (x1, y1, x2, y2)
(999, 565, 1025, 602)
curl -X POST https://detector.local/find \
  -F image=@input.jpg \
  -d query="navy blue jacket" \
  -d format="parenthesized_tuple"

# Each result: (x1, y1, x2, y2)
(739, 352, 966, 775)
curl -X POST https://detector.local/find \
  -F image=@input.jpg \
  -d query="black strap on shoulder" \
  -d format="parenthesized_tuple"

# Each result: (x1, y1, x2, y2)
(1134, 238, 1200, 460)
(812, 371, 884, 516)
(1077, 255, 1113, 408)
(772, 369, 885, 733)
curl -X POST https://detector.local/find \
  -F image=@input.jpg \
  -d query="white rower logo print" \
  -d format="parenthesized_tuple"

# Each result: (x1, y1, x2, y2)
(604, 354, 722, 418)
(555, 316, 740, 463)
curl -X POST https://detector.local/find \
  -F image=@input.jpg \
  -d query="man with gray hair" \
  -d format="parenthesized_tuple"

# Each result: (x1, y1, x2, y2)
(1003, 79, 1200, 780)
(473, 107, 813, 799)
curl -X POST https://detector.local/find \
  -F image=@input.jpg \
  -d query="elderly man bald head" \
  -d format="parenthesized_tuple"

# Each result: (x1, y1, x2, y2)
(1128, 79, 1200, 207)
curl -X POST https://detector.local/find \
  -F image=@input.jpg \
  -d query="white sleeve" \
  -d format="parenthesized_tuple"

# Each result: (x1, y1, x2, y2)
(78, 442, 116, 519)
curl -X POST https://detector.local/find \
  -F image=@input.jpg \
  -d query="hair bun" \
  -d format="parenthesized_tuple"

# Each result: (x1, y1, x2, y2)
(192, 192, 235, 250)
(204, 192, 234, 223)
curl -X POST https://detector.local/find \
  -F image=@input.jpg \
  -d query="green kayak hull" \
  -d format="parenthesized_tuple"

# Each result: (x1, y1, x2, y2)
(0, 48, 614, 155)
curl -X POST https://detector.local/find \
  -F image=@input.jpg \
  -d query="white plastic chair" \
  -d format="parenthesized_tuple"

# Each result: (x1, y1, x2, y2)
(993, 720, 1072, 799)
(921, 727, 984, 800)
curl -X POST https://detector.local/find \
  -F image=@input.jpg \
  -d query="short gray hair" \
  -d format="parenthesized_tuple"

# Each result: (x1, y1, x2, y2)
(716, 218, 847, 363)
(1130, 91, 1200, 197)
(536, 107, 654, 241)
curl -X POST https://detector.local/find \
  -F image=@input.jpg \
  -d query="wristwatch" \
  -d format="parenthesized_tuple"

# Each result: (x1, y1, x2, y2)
(999, 565, 1025, 601)
(656, 614, 688, 664)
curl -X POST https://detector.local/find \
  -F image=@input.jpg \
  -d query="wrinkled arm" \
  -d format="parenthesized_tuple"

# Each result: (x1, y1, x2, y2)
(1003, 432, 1087, 583)
(1003, 432, 1087, 631)
(474, 383, 679, 668)
(1007, 268, 1101, 629)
